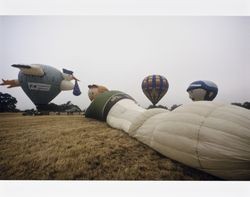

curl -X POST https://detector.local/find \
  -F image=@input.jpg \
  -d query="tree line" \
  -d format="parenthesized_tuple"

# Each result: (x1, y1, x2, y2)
(0, 92, 81, 112)
(1, 92, 249, 112)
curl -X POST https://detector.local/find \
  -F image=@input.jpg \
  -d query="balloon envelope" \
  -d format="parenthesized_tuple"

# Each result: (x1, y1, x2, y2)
(187, 80, 218, 101)
(141, 75, 169, 105)
(18, 65, 63, 105)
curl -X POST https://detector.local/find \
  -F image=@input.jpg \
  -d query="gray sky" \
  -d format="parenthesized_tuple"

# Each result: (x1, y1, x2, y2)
(0, 16, 250, 110)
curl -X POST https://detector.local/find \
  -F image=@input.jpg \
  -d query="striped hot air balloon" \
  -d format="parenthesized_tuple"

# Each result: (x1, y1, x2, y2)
(141, 75, 169, 105)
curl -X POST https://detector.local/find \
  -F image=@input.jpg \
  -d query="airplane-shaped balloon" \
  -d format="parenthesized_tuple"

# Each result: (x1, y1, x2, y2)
(0, 64, 81, 110)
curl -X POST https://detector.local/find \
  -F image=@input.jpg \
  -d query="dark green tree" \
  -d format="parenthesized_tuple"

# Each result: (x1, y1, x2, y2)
(170, 104, 182, 111)
(40, 101, 81, 112)
(147, 104, 168, 110)
(0, 92, 18, 112)
(232, 102, 250, 110)
(243, 102, 250, 110)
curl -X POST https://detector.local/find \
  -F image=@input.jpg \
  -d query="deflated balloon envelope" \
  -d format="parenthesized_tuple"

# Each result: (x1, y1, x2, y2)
(186, 80, 218, 101)
(141, 75, 169, 105)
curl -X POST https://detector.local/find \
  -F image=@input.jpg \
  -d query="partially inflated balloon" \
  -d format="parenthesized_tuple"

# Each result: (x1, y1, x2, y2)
(85, 89, 250, 180)
(187, 80, 218, 101)
(141, 75, 169, 105)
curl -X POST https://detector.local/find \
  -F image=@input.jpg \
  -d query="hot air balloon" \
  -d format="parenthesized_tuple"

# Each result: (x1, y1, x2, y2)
(141, 75, 169, 106)
(85, 87, 250, 180)
(0, 64, 81, 110)
(187, 80, 218, 101)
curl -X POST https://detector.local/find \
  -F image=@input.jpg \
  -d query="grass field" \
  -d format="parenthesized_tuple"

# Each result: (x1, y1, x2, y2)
(0, 113, 219, 180)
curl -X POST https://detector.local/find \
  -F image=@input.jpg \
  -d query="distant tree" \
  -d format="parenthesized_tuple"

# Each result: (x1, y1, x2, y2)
(147, 105, 168, 110)
(231, 102, 242, 107)
(38, 101, 82, 112)
(66, 101, 71, 106)
(22, 108, 36, 116)
(45, 103, 59, 111)
(231, 102, 250, 110)
(0, 92, 19, 112)
(170, 104, 182, 111)
(243, 102, 250, 110)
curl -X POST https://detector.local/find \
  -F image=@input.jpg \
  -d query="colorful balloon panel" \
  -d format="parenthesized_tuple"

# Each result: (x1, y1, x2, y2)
(141, 75, 169, 105)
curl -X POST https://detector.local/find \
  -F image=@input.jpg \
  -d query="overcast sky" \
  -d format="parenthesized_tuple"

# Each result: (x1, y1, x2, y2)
(0, 16, 249, 110)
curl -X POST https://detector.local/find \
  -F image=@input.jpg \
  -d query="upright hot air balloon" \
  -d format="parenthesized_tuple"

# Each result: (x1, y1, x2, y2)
(187, 80, 218, 101)
(141, 75, 169, 106)
(0, 64, 81, 110)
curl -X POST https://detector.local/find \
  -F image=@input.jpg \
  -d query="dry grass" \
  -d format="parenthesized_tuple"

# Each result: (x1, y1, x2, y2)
(0, 113, 219, 180)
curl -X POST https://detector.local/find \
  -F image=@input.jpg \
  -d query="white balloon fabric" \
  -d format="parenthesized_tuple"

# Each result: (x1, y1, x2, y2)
(107, 99, 146, 132)
(86, 91, 250, 180)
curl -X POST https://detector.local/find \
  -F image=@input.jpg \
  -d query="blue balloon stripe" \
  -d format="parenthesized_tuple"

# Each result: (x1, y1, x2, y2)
(146, 77, 153, 103)
(157, 76, 163, 101)
(152, 75, 156, 89)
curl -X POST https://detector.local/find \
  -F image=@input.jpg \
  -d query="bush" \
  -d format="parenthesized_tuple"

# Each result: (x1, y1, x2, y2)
(0, 92, 19, 112)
